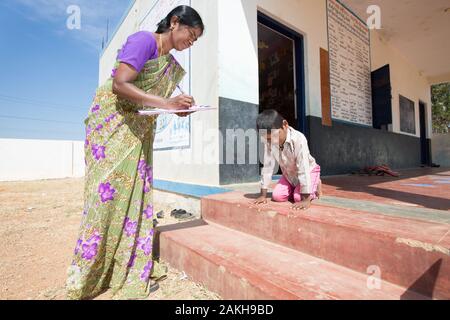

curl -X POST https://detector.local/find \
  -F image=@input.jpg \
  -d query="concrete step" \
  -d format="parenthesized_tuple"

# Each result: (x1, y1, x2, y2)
(201, 192, 450, 300)
(157, 220, 427, 300)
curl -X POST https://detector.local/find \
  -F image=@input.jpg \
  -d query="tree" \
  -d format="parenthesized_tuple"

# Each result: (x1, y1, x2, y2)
(431, 82, 450, 134)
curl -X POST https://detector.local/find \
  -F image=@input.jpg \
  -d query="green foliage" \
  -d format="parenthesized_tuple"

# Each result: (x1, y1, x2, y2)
(431, 82, 450, 134)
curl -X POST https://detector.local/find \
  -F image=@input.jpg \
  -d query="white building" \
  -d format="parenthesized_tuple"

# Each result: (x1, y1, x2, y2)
(99, 0, 450, 187)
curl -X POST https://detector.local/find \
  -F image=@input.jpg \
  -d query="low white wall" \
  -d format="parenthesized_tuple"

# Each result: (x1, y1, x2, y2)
(0, 139, 85, 182)
(432, 134, 450, 167)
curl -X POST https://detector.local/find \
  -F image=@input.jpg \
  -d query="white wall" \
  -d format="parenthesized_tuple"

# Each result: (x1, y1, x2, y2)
(217, 0, 328, 118)
(370, 31, 433, 139)
(0, 139, 85, 182)
(153, 0, 220, 186)
(217, 0, 259, 105)
(217, 0, 433, 138)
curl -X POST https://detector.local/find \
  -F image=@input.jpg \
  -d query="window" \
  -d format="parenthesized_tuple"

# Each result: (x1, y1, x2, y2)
(399, 95, 416, 134)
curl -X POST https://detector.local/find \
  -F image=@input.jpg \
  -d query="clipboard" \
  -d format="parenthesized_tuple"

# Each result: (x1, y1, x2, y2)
(138, 105, 216, 116)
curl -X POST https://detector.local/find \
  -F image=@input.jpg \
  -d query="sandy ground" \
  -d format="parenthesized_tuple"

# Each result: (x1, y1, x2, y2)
(0, 178, 221, 300)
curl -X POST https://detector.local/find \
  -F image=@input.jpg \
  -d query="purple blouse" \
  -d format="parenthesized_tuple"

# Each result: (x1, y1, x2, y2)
(112, 31, 159, 77)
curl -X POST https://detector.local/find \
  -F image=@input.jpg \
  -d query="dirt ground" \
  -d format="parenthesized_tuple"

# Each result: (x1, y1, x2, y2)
(0, 178, 221, 300)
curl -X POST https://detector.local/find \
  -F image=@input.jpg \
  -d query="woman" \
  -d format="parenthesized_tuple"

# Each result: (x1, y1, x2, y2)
(66, 5, 204, 300)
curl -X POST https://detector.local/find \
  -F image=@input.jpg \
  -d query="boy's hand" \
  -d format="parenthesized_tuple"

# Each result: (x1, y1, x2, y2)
(291, 195, 312, 211)
(291, 200, 310, 211)
(253, 189, 268, 205)
(253, 196, 268, 205)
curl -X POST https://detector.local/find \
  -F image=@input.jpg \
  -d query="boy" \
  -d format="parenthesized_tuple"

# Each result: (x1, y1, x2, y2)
(254, 110, 322, 210)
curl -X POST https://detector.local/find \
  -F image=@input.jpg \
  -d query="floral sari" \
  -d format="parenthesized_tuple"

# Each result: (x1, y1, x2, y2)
(66, 54, 185, 300)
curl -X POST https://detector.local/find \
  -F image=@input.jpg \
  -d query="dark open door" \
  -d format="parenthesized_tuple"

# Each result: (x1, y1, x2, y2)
(371, 65, 392, 130)
(419, 102, 431, 165)
(257, 12, 306, 174)
(257, 12, 306, 135)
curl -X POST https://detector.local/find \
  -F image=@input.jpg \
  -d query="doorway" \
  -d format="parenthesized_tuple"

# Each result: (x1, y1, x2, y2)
(371, 65, 392, 130)
(257, 12, 306, 134)
(419, 101, 431, 166)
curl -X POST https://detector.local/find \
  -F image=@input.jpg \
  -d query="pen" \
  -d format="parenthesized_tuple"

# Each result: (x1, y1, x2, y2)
(177, 84, 196, 108)
(176, 85, 185, 95)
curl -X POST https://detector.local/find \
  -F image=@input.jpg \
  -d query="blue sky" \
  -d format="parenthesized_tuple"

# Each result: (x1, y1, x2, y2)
(0, 0, 133, 141)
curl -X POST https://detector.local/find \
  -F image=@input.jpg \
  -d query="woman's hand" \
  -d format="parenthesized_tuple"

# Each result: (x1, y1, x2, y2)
(176, 112, 193, 118)
(164, 94, 195, 111)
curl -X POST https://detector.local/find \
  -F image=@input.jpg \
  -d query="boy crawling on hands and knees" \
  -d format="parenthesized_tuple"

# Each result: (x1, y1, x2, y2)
(254, 110, 322, 211)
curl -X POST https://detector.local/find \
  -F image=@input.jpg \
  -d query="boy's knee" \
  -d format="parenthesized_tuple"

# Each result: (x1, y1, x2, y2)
(293, 193, 302, 203)
(272, 192, 287, 203)
(272, 194, 283, 202)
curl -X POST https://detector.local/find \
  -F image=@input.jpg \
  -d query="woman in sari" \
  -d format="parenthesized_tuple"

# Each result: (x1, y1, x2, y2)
(66, 5, 204, 300)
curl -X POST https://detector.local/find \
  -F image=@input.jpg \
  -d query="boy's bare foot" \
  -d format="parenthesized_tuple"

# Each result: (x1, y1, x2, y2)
(315, 180, 323, 199)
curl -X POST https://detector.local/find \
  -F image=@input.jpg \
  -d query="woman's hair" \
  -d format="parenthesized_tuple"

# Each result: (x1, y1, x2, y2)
(257, 109, 286, 130)
(156, 5, 204, 34)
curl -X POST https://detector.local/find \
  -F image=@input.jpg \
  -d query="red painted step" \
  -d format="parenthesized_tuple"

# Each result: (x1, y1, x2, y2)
(157, 220, 427, 300)
(201, 192, 450, 300)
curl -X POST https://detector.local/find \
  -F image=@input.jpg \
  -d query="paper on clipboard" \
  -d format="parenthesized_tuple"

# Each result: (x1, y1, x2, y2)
(138, 105, 216, 116)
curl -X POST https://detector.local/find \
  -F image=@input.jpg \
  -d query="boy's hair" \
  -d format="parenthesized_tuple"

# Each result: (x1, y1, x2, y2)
(256, 109, 285, 130)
